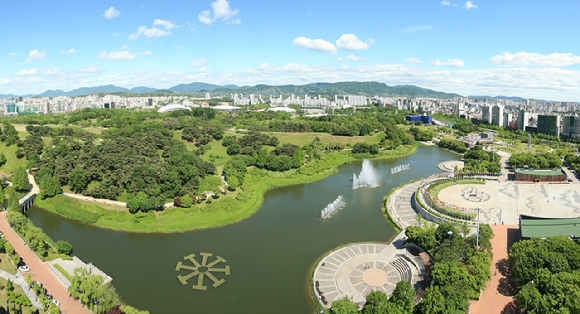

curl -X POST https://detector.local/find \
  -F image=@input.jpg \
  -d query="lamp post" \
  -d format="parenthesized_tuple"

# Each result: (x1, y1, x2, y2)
(476, 207, 481, 249)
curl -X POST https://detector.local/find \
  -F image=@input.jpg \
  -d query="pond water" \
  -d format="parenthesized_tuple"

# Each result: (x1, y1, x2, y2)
(27, 147, 459, 314)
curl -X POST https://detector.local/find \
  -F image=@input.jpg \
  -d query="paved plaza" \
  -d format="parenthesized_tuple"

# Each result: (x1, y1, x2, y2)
(438, 181, 580, 225)
(313, 235, 429, 309)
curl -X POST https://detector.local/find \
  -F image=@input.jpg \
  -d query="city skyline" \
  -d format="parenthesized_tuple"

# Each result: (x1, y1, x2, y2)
(1, 0, 580, 101)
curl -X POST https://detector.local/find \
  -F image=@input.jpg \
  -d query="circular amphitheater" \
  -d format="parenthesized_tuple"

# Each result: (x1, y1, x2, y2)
(313, 242, 431, 309)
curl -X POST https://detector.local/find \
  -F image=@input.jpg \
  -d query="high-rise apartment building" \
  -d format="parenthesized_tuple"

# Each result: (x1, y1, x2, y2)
(503, 112, 512, 129)
(491, 104, 504, 127)
(481, 105, 492, 124)
(537, 115, 560, 136)
(517, 109, 529, 131)
(563, 116, 580, 137)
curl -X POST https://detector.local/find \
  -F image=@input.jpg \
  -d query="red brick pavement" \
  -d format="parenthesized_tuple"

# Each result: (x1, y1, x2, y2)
(469, 224, 520, 314)
(0, 212, 92, 314)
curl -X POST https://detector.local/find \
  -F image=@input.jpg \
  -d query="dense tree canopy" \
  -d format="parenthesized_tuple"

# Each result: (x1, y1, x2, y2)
(509, 236, 580, 313)
(509, 152, 562, 169)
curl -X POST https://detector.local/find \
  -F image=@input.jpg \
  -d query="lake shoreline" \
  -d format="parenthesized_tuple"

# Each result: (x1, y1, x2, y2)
(31, 145, 419, 234)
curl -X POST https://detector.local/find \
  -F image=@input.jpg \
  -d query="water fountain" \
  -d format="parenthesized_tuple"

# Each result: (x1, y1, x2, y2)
(391, 163, 411, 174)
(352, 160, 381, 189)
(320, 195, 346, 219)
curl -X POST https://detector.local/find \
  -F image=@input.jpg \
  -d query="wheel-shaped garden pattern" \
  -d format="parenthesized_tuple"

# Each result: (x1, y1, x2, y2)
(175, 252, 230, 291)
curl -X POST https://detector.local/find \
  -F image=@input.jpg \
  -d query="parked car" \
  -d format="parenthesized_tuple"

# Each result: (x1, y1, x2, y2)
(52, 299, 60, 306)
(45, 294, 53, 300)
(18, 266, 29, 272)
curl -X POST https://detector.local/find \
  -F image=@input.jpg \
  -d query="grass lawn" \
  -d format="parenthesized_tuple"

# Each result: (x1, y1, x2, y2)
(428, 180, 486, 199)
(0, 253, 17, 275)
(53, 264, 73, 282)
(173, 131, 197, 151)
(0, 142, 28, 177)
(204, 140, 230, 166)
(0, 277, 44, 314)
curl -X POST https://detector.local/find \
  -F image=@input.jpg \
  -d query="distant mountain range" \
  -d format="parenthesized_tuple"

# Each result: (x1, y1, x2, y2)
(0, 81, 462, 99)
(28, 82, 236, 98)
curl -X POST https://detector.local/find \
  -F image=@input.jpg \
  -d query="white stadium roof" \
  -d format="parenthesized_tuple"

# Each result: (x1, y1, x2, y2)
(157, 103, 191, 113)
(267, 107, 296, 113)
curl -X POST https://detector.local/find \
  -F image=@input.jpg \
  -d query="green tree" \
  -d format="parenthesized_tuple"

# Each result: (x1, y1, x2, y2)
(6, 279, 13, 291)
(40, 174, 62, 199)
(120, 305, 150, 314)
(7, 189, 20, 212)
(226, 143, 241, 155)
(12, 167, 29, 192)
(68, 168, 88, 193)
(0, 152, 6, 167)
(331, 297, 359, 314)
(222, 136, 235, 147)
(362, 290, 398, 314)
(416, 285, 444, 314)
(0, 185, 5, 208)
(180, 195, 193, 208)
(57, 240, 73, 255)
(48, 301, 61, 314)
(389, 281, 415, 314)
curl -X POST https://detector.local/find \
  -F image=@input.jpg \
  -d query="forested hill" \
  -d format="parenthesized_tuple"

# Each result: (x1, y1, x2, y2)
(213, 82, 461, 99)
(16, 81, 462, 99)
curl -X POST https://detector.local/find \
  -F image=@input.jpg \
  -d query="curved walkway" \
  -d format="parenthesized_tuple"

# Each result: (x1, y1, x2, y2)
(62, 192, 175, 209)
(313, 234, 427, 309)
(387, 181, 422, 228)
(0, 212, 91, 314)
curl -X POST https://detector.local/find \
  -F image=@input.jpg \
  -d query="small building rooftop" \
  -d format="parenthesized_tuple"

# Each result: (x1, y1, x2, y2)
(520, 215, 580, 239)
(515, 168, 564, 176)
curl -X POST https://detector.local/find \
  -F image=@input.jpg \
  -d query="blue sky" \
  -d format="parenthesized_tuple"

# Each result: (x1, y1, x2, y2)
(1, 0, 579, 100)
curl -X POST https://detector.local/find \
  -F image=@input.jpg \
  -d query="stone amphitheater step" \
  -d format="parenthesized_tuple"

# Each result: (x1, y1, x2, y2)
(317, 280, 335, 287)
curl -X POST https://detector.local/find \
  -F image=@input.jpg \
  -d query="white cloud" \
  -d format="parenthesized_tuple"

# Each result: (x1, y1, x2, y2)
(153, 19, 178, 30)
(98, 50, 153, 60)
(198, 0, 240, 25)
(400, 24, 433, 34)
(68, 48, 76, 54)
(189, 58, 208, 68)
(79, 67, 98, 73)
(441, 0, 451, 5)
(293, 37, 337, 54)
(44, 68, 63, 76)
(335, 34, 374, 51)
(489, 52, 580, 67)
(121, 45, 129, 50)
(129, 19, 177, 40)
(129, 26, 171, 40)
(406, 58, 424, 64)
(464, 1, 478, 10)
(59, 50, 65, 54)
(16, 68, 42, 76)
(198, 10, 212, 24)
(344, 54, 361, 61)
(26, 49, 45, 62)
(430, 59, 465, 67)
(8, 53, 18, 57)
(103, 7, 120, 19)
